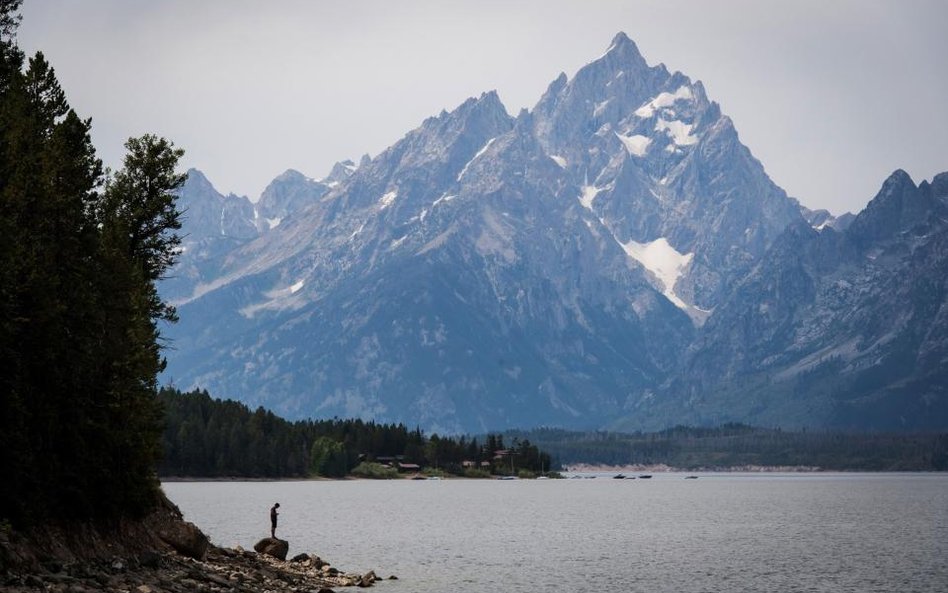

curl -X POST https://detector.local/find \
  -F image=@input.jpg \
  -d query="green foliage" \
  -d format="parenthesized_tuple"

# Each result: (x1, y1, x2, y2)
(158, 388, 419, 478)
(309, 437, 349, 477)
(0, 5, 183, 527)
(350, 462, 400, 480)
(158, 388, 558, 479)
(0, 1, 21, 38)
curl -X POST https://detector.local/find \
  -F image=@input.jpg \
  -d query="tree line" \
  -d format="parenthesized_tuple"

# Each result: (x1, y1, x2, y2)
(502, 424, 948, 471)
(1, 0, 184, 527)
(158, 387, 554, 478)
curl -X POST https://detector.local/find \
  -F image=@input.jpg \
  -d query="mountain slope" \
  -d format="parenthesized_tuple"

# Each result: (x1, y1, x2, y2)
(616, 170, 948, 431)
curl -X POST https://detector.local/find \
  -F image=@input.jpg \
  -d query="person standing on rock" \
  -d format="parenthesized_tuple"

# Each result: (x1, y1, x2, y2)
(270, 503, 280, 538)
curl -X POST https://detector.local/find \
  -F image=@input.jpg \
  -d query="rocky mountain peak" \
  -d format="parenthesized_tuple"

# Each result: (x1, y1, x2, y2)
(183, 168, 214, 192)
(428, 89, 511, 133)
(256, 169, 330, 231)
(176, 168, 257, 242)
(928, 171, 948, 200)
(324, 160, 359, 185)
(272, 168, 307, 183)
(848, 169, 941, 245)
(601, 31, 649, 73)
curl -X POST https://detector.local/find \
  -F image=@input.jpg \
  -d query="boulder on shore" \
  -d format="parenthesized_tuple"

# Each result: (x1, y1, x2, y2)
(254, 537, 289, 561)
(154, 519, 209, 560)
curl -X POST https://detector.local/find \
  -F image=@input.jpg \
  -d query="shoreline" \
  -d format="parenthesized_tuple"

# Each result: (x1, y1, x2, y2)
(0, 543, 389, 592)
(562, 463, 824, 473)
(160, 466, 948, 482)
(0, 492, 389, 592)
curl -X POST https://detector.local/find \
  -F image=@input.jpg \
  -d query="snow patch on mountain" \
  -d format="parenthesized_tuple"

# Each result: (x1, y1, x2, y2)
(616, 133, 651, 156)
(579, 185, 603, 211)
(432, 194, 457, 207)
(619, 237, 693, 310)
(655, 118, 698, 146)
(635, 86, 694, 118)
(390, 235, 408, 250)
(379, 190, 398, 209)
(239, 280, 308, 318)
(457, 137, 497, 181)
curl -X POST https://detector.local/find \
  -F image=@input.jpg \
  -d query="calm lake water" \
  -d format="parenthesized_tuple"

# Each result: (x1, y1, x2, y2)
(163, 473, 948, 593)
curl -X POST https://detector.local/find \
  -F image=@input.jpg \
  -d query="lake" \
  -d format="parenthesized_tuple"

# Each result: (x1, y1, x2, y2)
(163, 473, 948, 592)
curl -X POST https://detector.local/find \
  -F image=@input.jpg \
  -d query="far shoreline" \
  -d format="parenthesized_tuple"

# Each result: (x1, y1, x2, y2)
(160, 467, 947, 482)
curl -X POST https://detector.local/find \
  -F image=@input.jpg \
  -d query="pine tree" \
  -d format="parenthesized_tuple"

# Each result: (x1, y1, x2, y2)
(0, 0, 186, 524)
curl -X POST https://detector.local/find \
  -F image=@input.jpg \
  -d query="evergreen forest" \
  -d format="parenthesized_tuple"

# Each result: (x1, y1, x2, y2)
(504, 425, 948, 471)
(159, 388, 947, 478)
(158, 388, 553, 478)
(0, 0, 185, 527)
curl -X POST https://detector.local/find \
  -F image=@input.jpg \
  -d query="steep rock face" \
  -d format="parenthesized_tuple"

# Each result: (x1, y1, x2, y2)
(799, 203, 855, 232)
(255, 169, 331, 232)
(530, 32, 802, 317)
(176, 169, 256, 241)
(618, 170, 948, 431)
(161, 170, 259, 303)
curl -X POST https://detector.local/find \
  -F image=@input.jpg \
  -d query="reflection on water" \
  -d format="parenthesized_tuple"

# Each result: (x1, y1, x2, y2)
(163, 473, 948, 593)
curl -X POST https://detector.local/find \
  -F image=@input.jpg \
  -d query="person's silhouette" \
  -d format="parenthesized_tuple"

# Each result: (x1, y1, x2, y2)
(270, 503, 280, 538)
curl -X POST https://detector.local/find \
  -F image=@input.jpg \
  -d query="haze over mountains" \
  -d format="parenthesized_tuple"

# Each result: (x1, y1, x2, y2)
(160, 33, 948, 433)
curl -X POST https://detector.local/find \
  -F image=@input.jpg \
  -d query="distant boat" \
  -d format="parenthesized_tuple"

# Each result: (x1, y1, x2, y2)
(638, 474, 652, 479)
(497, 476, 518, 480)
(536, 476, 550, 480)
(613, 473, 626, 479)
(685, 475, 699, 480)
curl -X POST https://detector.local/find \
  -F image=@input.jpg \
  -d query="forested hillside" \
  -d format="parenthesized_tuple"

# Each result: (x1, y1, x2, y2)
(158, 388, 553, 478)
(0, 0, 185, 527)
(506, 425, 948, 471)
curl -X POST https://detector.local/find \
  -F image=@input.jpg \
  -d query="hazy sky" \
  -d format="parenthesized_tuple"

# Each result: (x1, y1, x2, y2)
(16, 0, 948, 214)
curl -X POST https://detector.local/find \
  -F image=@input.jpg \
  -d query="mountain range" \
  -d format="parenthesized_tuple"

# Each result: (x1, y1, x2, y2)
(160, 33, 948, 433)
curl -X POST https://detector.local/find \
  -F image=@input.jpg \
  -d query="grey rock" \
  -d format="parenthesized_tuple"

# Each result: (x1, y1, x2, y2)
(256, 169, 331, 232)
(137, 551, 160, 569)
(155, 520, 209, 561)
(253, 538, 289, 561)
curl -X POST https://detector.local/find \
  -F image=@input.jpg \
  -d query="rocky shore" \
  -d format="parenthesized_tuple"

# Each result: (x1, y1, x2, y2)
(1, 544, 391, 593)
(0, 495, 393, 593)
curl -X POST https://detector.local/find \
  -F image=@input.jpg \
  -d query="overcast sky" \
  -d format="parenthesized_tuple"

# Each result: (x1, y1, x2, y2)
(16, 0, 948, 214)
